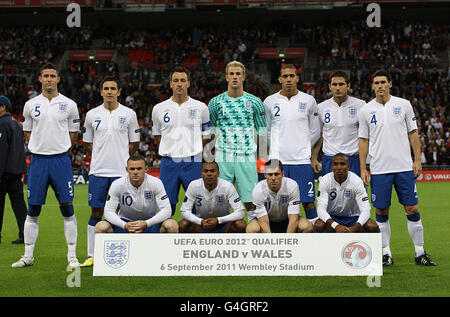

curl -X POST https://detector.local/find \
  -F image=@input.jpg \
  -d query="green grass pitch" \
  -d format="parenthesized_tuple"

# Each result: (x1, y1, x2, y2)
(0, 182, 448, 297)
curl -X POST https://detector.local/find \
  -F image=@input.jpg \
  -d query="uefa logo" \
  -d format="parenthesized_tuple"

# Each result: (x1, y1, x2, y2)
(341, 241, 372, 269)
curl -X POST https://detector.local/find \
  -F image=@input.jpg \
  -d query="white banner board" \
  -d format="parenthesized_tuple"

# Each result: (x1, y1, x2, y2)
(93, 233, 382, 276)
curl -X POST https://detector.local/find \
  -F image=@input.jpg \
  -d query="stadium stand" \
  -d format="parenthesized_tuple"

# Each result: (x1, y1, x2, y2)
(0, 5, 448, 173)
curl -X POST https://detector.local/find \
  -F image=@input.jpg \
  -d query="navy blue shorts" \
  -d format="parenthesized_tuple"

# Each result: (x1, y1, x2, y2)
(322, 154, 361, 177)
(270, 219, 290, 233)
(331, 215, 359, 228)
(160, 156, 202, 205)
(370, 171, 418, 209)
(88, 175, 120, 208)
(283, 164, 315, 203)
(26, 153, 74, 205)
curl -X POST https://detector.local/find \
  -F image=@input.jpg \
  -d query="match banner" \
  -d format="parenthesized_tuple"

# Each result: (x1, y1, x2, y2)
(416, 170, 450, 182)
(93, 233, 382, 276)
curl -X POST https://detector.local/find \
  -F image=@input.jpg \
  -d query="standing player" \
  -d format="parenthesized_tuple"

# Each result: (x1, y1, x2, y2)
(152, 66, 210, 215)
(0, 96, 27, 244)
(246, 159, 312, 233)
(314, 154, 379, 233)
(359, 70, 436, 266)
(12, 63, 80, 268)
(208, 61, 266, 216)
(264, 64, 320, 224)
(80, 76, 140, 267)
(95, 154, 178, 234)
(179, 161, 247, 233)
(312, 71, 365, 176)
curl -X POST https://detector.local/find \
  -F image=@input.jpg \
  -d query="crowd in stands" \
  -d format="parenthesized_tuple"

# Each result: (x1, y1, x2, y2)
(0, 21, 448, 172)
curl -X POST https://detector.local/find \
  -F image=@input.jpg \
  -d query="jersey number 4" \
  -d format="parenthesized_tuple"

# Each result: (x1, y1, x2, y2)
(370, 114, 378, 125)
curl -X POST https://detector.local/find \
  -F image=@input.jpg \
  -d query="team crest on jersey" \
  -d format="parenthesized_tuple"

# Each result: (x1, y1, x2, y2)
(393, 107, 401, 117)
(58, 103, 67, 112)
(188, 108, 198, 119)
(244, 100, 252, 111)
(344, 189, 352, 199)
(119, 116, 127, 128)
(216, 195, 225, 205)
(349, 107, 357, 118)
(298, 102, 307, 112)
(144, 191, 153, 200)
(104, 240, 129, 269)
(280, 195, 289, 205)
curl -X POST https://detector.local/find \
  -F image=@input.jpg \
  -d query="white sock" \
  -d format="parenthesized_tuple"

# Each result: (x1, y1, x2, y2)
(24, 216, 39, 259)
(377, 220, 391, 255)
(407, 219, 424, 256)
(64, 215, 78, 259)
(87, 224, 95, 258)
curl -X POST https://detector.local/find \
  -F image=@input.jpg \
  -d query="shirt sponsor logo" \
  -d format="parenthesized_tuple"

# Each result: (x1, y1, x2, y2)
(341, 241, 372, 269)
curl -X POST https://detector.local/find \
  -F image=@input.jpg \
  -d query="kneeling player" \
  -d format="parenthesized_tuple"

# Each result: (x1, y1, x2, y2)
(246, 159, 313, 233)
(179, 161, 247, 233)
(95, 154, 178, 234)
(314, 153, 379, 233)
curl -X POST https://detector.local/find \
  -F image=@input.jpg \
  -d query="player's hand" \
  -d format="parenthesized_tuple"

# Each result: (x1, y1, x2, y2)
(203, 218, 218, 230)
(124, 222, 135, 233)
(311, 158, 322, 174)
(126, 221, 147, 233)
(335, 225, 350, 233)
(360, 169, 370, 186)
(413, 160, 422, 178)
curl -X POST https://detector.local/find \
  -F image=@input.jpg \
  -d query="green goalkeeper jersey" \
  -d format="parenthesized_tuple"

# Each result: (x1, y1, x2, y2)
(208, 91, 266, 154)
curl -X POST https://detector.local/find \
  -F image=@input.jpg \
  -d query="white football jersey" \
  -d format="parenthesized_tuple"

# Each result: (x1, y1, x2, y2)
(317, 172, 370, 225)
(152, 97, 210, 158)
(23, 93, 79, 155)
(264, 90, 320, 164)
(104, 174, 171, 229)
(83, 103, 140, 177)
(181, 178, 245, 224)
(358, 96, 417, 174)
(252, 177, 301, 222)
(318, 96, 365, 156)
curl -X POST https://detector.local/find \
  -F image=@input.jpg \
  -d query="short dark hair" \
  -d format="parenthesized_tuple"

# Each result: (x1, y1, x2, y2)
(202, 160, 219, 171)
(40, 63, 58, 75)
(100, 76, 120, 90)
(280, 64, 298, 76)
(264, 159, 283, 172)
(127, 154, 147, 166)
(170, 66, 190, 81)
(372, 70, 391, 83)
(332, 153, 349, 165)
(330, 70, 349, 83)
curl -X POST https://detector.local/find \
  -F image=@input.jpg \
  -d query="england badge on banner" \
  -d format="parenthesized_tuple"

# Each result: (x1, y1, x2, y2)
(104, 240, 130, 269)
